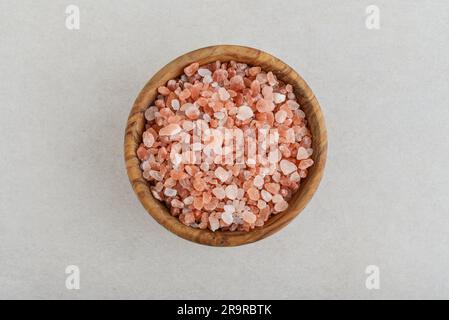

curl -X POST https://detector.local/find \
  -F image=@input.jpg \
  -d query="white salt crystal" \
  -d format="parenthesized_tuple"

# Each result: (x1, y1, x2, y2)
(280, 159, 297, 175)
(215, 166, 230, 182)
(236, 105, 254, 121)
(198, 68, 212, 77)
(273, 93, 286, 104)
(164, 188, 177, 197)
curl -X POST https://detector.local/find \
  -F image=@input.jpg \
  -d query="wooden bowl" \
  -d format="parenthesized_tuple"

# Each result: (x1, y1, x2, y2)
(124, 45, 327, 246)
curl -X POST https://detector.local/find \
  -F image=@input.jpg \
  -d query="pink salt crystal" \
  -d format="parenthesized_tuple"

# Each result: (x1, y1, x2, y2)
(215, 166, 230, 183)
(236, 105, 254, 121)
(203, 74, 213, 84)
(296, 109, 306, 118)
(268, 149, 282, 164)
(212, 187, 226, 200)
(171, 99, 180, 110)
(253, 175, 264, 189)
(185, 104, 200, 120)
(273, 93, 286, 104)
(247, 187, 260, 201)
(272, 194, 283, 204)
(137, 146, 147, 160)
(230, 75, 245, 91)
(145, 106, 158, 121)
(149, 170, 163, 181)
(250, 80, 261, 95)
(275, 110, 287, 124)
(157, 86, 170, 96)
(265, 182, 280, 195)
(200, 162, 209, 172)
(237, 188, 245, 200)
(193, 196, 204, 210)
(274, 200, 289, 212)
(214, 111, 225, 120)
(256, 99, 275, 113)
(184, 62, 199, 77)
(257, 200, 267, 210)
(184, 212, 196, 225)
(298, 158, 314, 170)
(225, 184, 238, 200)
(296, 147, 309, 160)
(204, 197, 218, 211)
(151, 190, 162, 200)
(171, 199, 184, 208)
(290, 171, 301, 182)
(261, 189, 272, 202)
(197, 68, 212, 77)
(242, 211, 257, 224)
(221, 210, 234, 225)
(209, 216, 220, 232)
(223, 204, 235, 214)
(218, 87, 230, 101)
(164, 188, 177, 197)
(142, 132, 155, 148)
(287, 100, 300, 110)
(262, 86, 274, 101)
(182, 120, 194, 131)
(183, 196, 194, 205)
(267, 72, 277, 86)
(167, 79, 177, 91)
(179, 88, 191, 100)
(159, 123, 181, 136)
(280, 159, 297, 175)
(248, 66, 261, 77)
(193, 177, 206, 192)
(256, 73, 268, 84)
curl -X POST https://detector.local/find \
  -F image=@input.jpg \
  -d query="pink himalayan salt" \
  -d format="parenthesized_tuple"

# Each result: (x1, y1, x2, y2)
(247, 187, 260, 201)
(299, 158, 314, 170)
(236, 105, 254, 121)
(184, 62, 199, 77)
(218, 87, 230, 101)
(280, 159, 297, 175)
(209, 216, 220, 231)
(138, 60, 314, 232)
(221, 210, 234, 225)
(261, 190, 272, 202)
(225, 184, 238, 200)
(274, 200, 289, 212)
(242, 211, 257, 224)
(159, 124, 181, 136)
(212, 187, 226, 200)
(296, 147, 309, 160)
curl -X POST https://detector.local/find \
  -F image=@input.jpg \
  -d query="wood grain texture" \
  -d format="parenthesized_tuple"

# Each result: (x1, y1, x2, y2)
(124, 45, 327, 246)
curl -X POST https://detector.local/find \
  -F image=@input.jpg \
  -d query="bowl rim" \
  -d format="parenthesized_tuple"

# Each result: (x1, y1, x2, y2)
(124, 44, 327, 247)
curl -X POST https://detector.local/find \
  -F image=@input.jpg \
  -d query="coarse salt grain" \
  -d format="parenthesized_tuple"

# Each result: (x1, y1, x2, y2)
(236, 105, 254, 121)
(221, 210, 234, 225)
(215, 166, 230, 182)
(198, 68, 212, 77)
(296, 147, 309, 160)
(159, 124, 181, 136)
(261, 189, 272, 202)
(225, 184, 238, 200)
(273, 93, 286, 104)
(280, 159, 297, 175)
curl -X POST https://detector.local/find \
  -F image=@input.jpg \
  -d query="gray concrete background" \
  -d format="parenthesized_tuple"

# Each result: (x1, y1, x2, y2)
(1, 0, 448, 299)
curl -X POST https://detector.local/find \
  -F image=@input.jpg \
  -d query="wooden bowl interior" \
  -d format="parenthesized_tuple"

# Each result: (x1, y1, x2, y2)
(125, 45, 327, 246)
